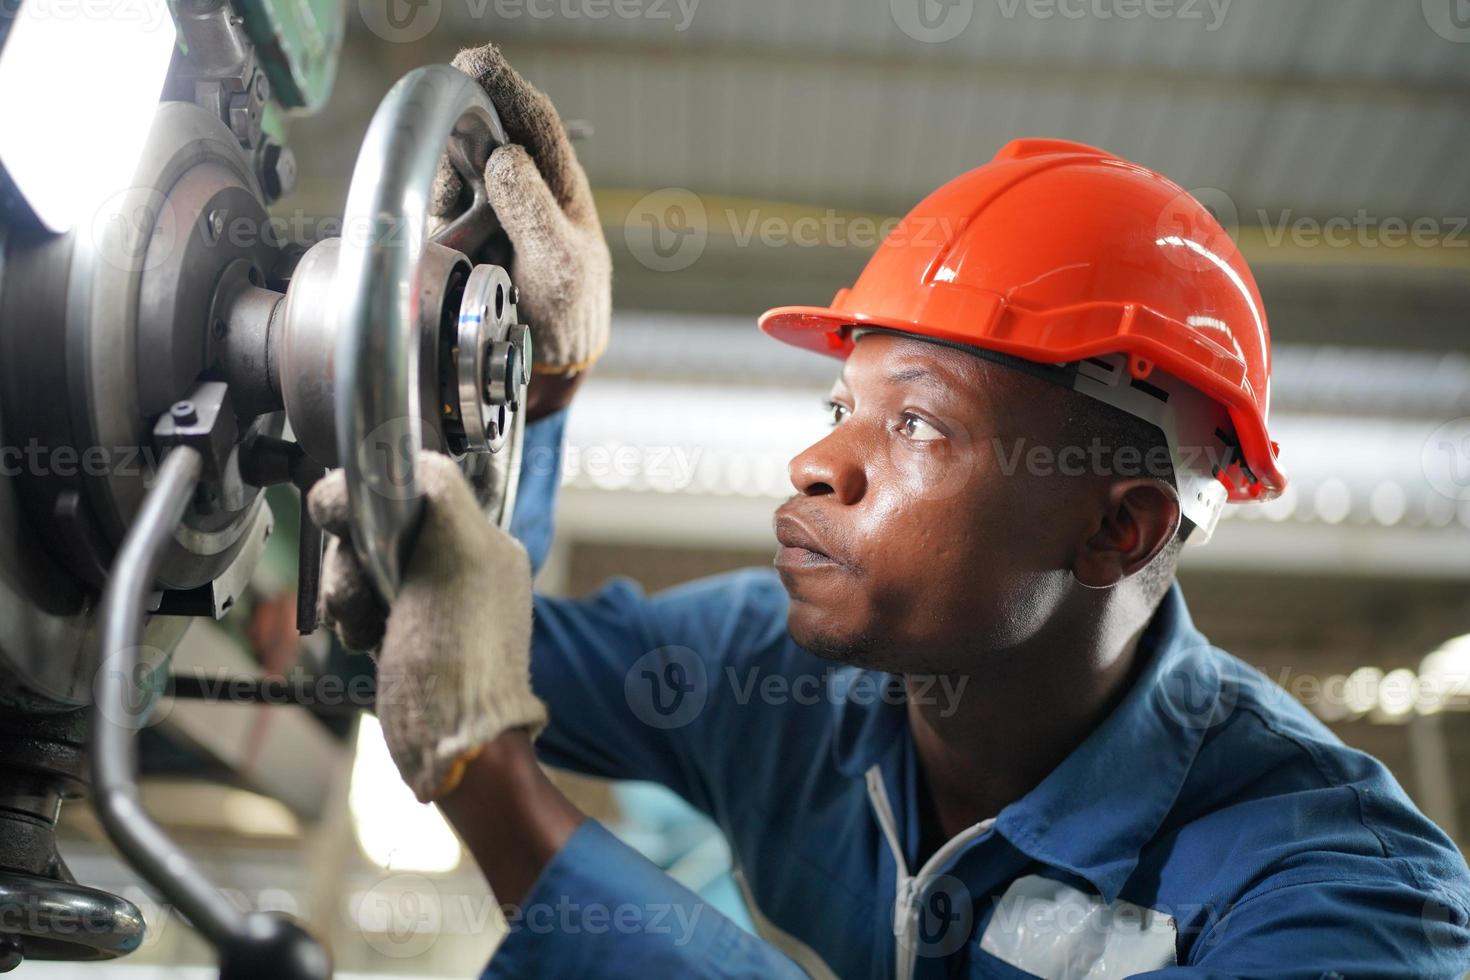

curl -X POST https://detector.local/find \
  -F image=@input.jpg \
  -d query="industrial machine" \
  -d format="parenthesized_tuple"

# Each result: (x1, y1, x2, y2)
(0, 1, 532, 974)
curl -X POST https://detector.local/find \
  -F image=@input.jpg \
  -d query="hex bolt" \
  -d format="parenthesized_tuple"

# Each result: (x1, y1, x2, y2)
(204, 209, 225, 244)
(261, 143, 297, 202)
(171, 401, 198, 426)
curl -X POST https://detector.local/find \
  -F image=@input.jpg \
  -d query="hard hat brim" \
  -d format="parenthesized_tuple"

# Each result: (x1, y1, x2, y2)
(758, 304, 1288, 504)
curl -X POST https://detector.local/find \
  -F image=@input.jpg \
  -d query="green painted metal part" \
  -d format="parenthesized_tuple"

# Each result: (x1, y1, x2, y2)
(237, 0, 345, 114)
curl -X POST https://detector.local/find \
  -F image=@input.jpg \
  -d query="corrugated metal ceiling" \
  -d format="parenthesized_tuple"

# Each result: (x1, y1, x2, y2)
(411, 0, 1470, 219)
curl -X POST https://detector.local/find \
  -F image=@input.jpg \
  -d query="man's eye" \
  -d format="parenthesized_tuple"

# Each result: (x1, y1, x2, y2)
(825, 400, 851, 426)
(901, 413, 943, 442)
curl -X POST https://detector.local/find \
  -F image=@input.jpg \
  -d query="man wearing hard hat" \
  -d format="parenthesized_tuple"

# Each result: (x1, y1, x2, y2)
(308, 44, 1470, 978)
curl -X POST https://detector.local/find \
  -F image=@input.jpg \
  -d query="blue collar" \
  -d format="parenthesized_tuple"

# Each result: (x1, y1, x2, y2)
(830, 584, 1218, 904)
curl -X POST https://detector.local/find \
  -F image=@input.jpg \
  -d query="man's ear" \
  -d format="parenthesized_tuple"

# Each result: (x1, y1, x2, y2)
(1072, 479, 1182, 589)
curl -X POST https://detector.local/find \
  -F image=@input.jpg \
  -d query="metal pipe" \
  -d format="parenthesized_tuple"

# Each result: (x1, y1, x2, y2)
(89, 446, 247, 943)
(90, 447, 332, 979)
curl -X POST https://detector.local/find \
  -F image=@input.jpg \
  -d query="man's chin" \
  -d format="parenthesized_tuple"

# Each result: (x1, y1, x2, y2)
(786, 608, 884, 669)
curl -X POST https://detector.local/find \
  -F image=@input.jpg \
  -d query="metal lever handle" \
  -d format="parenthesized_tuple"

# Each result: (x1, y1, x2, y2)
(90, 447, 331, 980)
(333, 64, 509, 600)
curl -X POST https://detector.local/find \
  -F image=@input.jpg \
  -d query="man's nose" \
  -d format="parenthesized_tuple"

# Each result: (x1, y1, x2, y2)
(788, 429, 867, 505)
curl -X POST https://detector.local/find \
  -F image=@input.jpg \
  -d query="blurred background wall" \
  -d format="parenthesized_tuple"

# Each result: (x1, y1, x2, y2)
(47, 1, 1470, 975)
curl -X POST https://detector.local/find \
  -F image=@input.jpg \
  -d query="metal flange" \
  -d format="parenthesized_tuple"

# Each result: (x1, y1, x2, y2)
(456, 264, 531, 454)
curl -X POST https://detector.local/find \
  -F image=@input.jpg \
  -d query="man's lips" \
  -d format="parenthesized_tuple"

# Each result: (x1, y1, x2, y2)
(773, 510, 853, 572)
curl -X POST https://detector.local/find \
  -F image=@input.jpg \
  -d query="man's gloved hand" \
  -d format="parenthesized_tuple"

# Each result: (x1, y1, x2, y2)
(307, 453, 547, 803)
(431, 43, 611, 377)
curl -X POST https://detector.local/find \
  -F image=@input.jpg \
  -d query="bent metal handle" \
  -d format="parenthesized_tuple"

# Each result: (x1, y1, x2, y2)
(333, 65, 509, 600)
(91, 446, 330, 979)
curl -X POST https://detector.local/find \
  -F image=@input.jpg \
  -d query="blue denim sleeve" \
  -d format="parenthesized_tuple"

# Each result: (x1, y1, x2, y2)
(527, 567, 791, 818)
(509, 400, 793, 813)
(482, 820, 805, 979)
(507, 408, 568, 577)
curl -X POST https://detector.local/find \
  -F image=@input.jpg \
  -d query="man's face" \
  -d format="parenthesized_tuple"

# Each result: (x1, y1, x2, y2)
(773, 333, 1094, 674)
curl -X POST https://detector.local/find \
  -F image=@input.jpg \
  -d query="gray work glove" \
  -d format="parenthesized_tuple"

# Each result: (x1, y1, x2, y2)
(308, 453, 547, 802)
(431, 43, 612, 376)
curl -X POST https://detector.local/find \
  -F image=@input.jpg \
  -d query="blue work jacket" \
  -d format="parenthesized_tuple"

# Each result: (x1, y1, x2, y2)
(483, 408, 1470, 979)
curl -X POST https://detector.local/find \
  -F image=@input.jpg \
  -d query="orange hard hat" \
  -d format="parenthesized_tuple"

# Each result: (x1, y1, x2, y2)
(760, 138, 1285, 541)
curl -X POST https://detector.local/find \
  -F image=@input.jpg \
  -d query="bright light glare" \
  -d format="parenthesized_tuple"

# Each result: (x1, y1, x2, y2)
(1343, 667, 1381, 716)
(1419, 634, 1470, 717)
(0, 0, 176, 232)
(1376, 669, 1417, 719)
(349, 715, 462, 873)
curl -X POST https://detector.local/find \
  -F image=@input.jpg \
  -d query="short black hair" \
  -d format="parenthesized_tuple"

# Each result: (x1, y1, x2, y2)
(1056, 389, 1191, 606)
(876, 332, 1191, 605)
